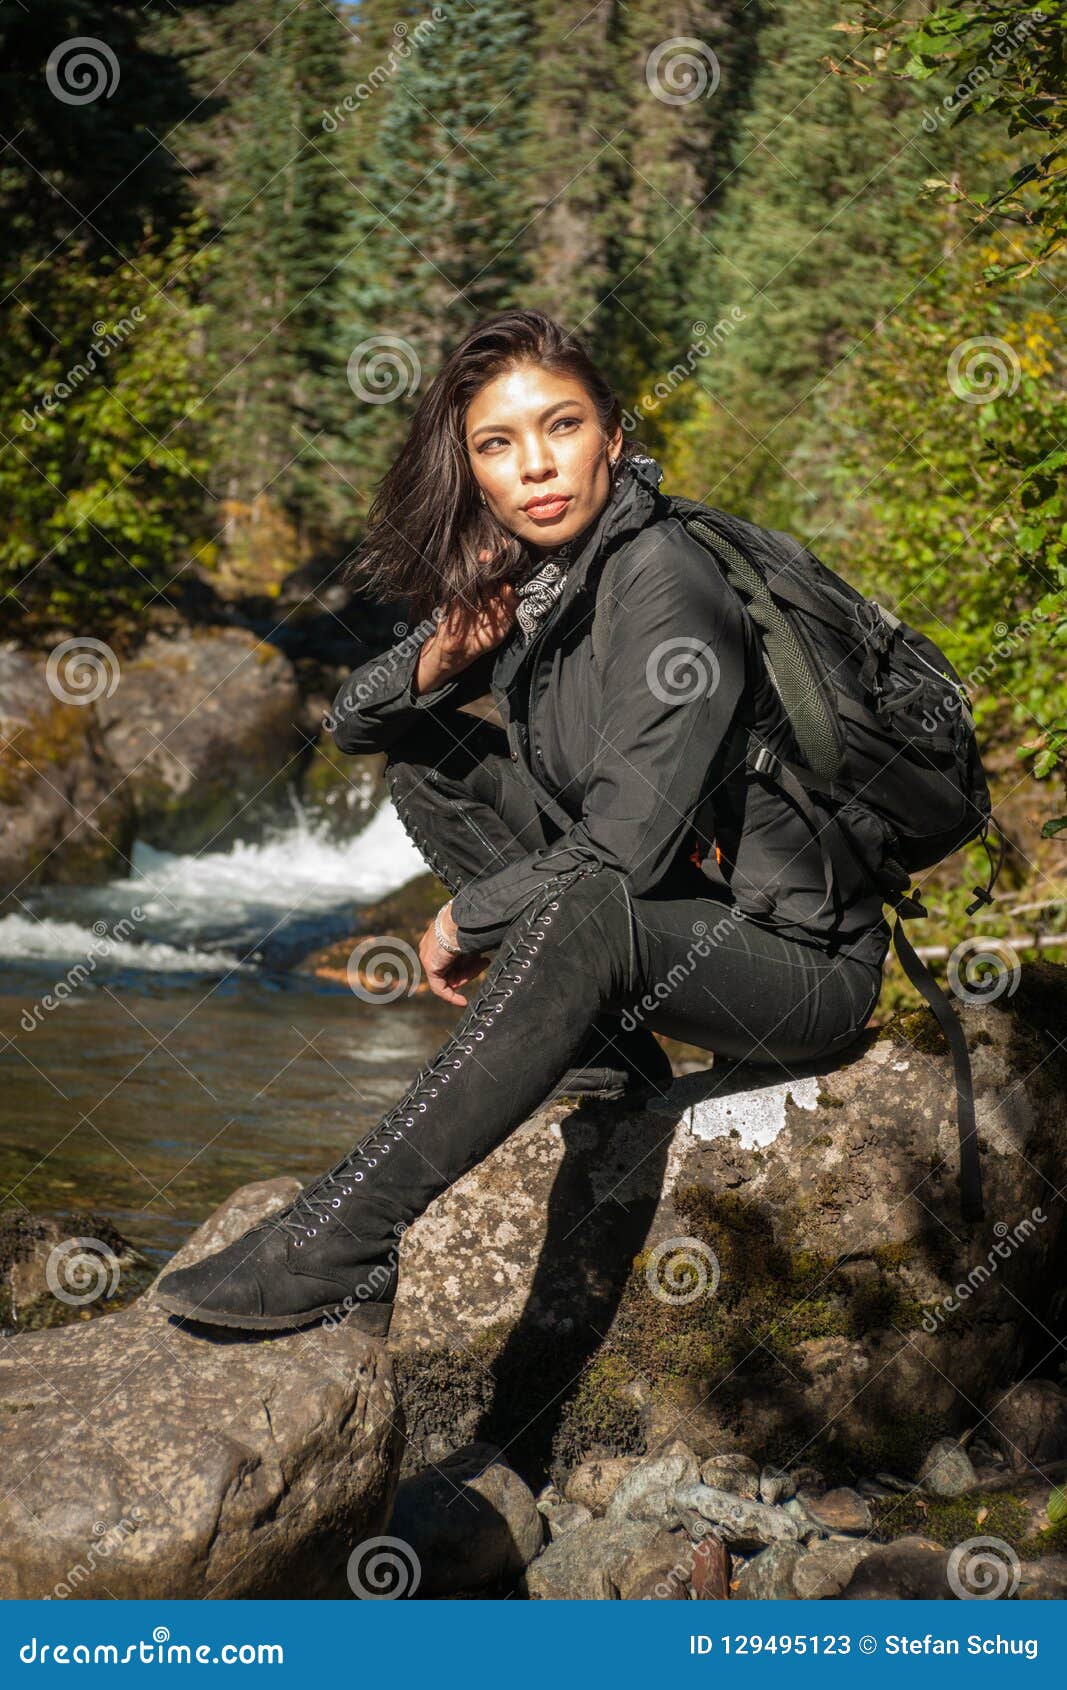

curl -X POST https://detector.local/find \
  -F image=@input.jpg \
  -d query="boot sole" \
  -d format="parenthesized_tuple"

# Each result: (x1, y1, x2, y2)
(155, 1289, 393, 1337)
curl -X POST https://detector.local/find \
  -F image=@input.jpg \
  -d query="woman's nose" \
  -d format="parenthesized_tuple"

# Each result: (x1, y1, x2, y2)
(518, 443, 556, 480)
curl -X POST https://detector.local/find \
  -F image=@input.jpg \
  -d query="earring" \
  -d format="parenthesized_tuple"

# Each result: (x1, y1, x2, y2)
(479, 490, 487, 505)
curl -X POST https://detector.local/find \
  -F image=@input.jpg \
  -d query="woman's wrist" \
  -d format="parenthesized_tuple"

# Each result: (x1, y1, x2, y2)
(434, 900, 463, 954)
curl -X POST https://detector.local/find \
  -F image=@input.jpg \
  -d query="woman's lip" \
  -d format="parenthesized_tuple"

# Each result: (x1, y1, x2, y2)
(523, 495, 571, 517)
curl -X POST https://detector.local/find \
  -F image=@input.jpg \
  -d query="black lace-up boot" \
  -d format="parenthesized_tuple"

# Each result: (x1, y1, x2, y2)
(154, 865, 644, 1336)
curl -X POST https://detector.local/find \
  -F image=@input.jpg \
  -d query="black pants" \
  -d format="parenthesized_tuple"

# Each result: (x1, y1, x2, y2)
(384, 713, 886, 1079)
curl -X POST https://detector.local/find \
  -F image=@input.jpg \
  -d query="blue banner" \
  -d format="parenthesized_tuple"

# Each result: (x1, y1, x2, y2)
(2, 1600, 1065, 1686)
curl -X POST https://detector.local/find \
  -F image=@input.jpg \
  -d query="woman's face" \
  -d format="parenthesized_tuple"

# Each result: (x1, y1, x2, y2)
(465, 364, 622, 553)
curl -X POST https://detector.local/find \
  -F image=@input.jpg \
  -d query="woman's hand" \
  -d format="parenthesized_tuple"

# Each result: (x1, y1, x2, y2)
(419, 900, 490, 1007)
(415, 571, 518, 694)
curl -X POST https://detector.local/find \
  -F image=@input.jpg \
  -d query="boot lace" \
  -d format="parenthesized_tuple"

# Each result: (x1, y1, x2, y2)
(263, 861, 601, 1245)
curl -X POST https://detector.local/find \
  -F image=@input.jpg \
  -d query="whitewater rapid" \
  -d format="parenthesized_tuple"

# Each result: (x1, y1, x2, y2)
(0, 796, 425, 976)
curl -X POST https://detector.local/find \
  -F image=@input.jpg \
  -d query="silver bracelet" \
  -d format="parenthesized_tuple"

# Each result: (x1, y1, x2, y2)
(434, 903, 463, 954)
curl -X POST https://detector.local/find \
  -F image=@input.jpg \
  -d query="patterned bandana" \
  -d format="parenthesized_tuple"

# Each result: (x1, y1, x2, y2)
(513, 460, 629, 644)
(514, 552, 571, 644)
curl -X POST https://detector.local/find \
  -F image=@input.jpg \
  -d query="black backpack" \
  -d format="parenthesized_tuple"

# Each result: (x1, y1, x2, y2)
(594, 498, 1004, 1222)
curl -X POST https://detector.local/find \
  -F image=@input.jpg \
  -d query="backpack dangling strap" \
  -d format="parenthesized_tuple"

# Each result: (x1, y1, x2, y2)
(965, 813, 1006, 916)
(887, 895, 984, 1223)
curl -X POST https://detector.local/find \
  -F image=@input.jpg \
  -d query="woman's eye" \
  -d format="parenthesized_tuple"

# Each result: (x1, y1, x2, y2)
(478, 417, 580, 452)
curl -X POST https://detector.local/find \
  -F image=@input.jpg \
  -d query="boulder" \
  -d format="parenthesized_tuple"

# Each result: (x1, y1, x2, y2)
(986, 1380, 1067, 1471)
(0, 1178, 401, 1598)
(388, 963, 1067, 1480)
(0, 641, 134, 899)
(563, 1457, 641, 1516)
(838, 1535, 954, 1599)
(0, 1211, 147, 1331)
(387, 1441, 543, 1597)
(735, 1538, 872, 1600)
(521, 1516, 669, 1600)
(700, 1453, 760, 1497)
(95, 627, 301, 852)
(797, 1487, 872, 1534)
(918, 1438, 978, 1497)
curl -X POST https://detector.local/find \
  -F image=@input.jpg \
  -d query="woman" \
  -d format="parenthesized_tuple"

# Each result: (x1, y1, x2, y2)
(156, 309, 890, 1336)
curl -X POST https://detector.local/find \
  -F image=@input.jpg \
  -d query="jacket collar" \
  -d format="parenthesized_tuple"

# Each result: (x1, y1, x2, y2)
(494, 450, 667, 691)
(557, 448, 666, 600)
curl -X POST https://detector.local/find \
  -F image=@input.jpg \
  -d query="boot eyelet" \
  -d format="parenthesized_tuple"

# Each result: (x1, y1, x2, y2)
(452, 1059, 462, 1069)
(365, 1156, 377, 1168)
(418, 1100, 428, 1111)
(474, 1030, 484, 1041)
(294, 1237, 304, 1248)
(306, 1227, 317, 1238)
(430, 1086, 438, 1096)
(341, 1187, 351, 1196)
(354, 1171, 364, 1182)
(331, 1197, 342, 1207)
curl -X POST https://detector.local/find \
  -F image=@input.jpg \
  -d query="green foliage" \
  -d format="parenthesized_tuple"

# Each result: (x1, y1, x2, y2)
(0, 222, 218, 635)
(857, 0, 1067, 275)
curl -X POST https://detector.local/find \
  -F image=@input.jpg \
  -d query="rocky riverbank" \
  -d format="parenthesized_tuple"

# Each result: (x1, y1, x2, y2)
(1, 962, 1065, 1599)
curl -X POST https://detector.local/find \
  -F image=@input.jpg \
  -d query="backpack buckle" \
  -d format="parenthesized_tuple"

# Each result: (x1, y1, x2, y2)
(752, 745, 781, 779)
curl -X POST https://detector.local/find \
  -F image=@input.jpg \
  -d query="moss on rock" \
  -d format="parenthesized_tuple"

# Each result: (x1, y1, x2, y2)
(869, 1490, 1030, 1547)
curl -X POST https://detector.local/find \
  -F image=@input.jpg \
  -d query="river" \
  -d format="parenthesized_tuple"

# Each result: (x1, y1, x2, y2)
(0, 793, 459, 1278)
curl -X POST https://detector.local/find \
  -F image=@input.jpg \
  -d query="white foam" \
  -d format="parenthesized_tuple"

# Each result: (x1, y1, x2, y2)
(0, 914, 244, 974)
(120, 794, 424, 913)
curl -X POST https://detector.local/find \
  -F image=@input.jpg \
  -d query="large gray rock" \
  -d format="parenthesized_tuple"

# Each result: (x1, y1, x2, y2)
(521, 1516, 674, 1600)
(735, 1538, 873, 1600)
(0, 641, 134, 900)
(986, 1380, 1067, 1471)
(96, 627, 301, 852)
(387, 1441, 543, 1597)
(0, 1178, 401, 1598)
(389, 963, 1067, 1479)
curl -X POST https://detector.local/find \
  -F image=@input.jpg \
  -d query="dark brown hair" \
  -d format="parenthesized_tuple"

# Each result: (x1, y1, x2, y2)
(342, 309, 642, 625)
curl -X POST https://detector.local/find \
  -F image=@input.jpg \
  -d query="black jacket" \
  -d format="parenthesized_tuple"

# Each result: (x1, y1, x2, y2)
(330, 452, 890, 965)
